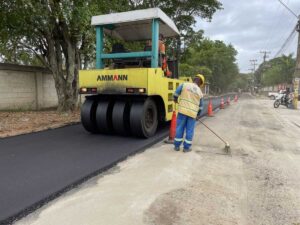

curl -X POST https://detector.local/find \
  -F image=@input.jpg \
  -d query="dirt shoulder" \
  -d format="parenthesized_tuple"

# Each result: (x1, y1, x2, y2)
(0, 110, 80, 138)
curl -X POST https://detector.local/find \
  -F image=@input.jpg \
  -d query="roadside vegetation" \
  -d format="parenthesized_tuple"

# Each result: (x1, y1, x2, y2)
(179, 30, 239, 93)
(0, 0, 237, 111)
(258, 54, 296, 87)
(230, 73, 252, 92)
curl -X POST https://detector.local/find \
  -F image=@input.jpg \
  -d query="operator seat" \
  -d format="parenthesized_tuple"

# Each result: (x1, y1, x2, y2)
(112, 43, 142, 68)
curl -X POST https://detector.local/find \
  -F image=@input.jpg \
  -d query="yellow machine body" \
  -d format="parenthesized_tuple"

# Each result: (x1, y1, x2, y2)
(79, 68, 186, 121)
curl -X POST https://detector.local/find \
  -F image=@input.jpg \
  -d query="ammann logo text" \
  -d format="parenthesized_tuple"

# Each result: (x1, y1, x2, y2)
(97, 74, 128, 81)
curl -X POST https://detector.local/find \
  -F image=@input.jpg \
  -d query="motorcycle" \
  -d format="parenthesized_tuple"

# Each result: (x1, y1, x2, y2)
(273, 92, 293, 108)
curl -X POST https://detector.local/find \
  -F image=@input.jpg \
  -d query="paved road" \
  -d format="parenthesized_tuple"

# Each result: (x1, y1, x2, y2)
(0, 94, 233, 225)
(0, 125, 169, 224)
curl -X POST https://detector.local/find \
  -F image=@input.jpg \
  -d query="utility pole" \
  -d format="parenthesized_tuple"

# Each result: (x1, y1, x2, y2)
(295, 19, 300, 109)
(259, 51, 271, 88)
(249, 59, 258, 94)
(277, 0, 300, 109)
(250, 59, 258, 72)
(295, 19, 300, 78)
(260, 51, 271, 63)
(248, 68, 254, 73)
(247, 69, 255, 93)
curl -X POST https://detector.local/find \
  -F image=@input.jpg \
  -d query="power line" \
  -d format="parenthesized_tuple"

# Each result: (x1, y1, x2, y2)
(265, 0, 290, 50)
(274, 26, 297, 58)
(283, 32, 297, 53)
(273, 0, 300, 60)
(277, 0, 299, 19)
(264, 1, 296, 62)
(279, 31, 297, 56)
(275, 27, 297, 57)
(272, 0, 298, 49)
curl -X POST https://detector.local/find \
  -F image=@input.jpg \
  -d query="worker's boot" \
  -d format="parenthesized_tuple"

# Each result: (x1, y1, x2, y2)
(174, 146, 180, 151)
(183, 148, 192, 153)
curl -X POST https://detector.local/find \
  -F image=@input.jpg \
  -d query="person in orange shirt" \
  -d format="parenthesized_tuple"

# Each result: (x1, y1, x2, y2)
(159, 34, 166, 55)
(145, 35, 171, 76)
(159, 34, 171, 77)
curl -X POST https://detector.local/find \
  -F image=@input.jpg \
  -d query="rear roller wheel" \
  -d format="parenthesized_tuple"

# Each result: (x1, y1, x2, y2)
(130, 98, 158, 138)
(96, 100, 114, 134)
(81, 98, 99, 133)
(112, 101, 131, 136)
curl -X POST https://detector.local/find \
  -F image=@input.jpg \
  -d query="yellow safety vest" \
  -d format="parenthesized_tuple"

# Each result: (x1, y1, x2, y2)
(178, 83, 203, 119)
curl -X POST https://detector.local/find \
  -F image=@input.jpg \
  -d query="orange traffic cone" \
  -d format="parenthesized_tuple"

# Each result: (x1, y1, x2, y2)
(207, 99, 214, 117)
(227, 97, 230, 105)
(165, 111, 177, 144)
(234, 95, 238, 102)
(220, 98, 225, 109)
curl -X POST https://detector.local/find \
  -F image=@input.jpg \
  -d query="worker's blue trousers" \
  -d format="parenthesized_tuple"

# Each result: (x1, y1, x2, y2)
(174, 113, 196, 150)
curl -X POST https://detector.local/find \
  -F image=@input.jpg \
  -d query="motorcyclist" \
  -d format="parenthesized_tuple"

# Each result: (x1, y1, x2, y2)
(283, 87, 291, 104)
(274, 87, 294, 108)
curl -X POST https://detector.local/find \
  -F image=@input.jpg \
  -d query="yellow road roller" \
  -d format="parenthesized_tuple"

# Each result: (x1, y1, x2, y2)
(79, 8, 187, 138)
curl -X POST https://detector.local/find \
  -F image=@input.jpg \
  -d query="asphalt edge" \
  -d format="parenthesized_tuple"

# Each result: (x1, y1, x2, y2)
(0, 122, 81, 140)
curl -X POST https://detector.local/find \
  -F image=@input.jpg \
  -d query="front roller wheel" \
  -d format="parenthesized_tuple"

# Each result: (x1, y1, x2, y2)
(112, 101, 131, 136)
(130, 98, 158, 138)
(96, 100, 114, 134)
(81, 99, 99, 133)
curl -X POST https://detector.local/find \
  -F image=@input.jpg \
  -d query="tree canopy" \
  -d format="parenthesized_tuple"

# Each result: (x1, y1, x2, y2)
(229, 73, 252, 92)
(180, 35, 239, 93)
(0, 0, 222, 111)
(259, 54, 295, 87)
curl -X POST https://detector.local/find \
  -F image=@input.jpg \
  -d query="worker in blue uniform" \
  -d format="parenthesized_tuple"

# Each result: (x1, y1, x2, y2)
(173, 74, 205, 152)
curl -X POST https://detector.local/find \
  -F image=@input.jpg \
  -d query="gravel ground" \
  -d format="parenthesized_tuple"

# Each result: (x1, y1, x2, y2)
(14, 94, 300, 225)
(0, 110, 80, 138)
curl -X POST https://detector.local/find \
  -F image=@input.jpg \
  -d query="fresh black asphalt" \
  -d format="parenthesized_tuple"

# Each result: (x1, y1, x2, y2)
(0, 125, 169, 224)
(0, 94, 234, 225)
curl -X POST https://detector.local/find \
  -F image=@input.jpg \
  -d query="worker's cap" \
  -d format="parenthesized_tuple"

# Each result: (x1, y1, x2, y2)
(195, 74, 205, 87)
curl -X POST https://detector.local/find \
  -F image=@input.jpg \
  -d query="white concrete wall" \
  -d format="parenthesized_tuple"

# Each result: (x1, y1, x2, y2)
(0, 63, 58, 110)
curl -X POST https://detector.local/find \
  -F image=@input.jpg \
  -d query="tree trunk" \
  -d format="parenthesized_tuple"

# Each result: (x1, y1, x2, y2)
(46, 34, 79, 112)
(55, 75, 78, 112)
(50, 68, 78, 112)
(53, 55, 79, 112)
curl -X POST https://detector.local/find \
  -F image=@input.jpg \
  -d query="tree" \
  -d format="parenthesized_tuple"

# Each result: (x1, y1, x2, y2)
(180, 38, 239, 93)
(127, 0, 222, 32)
(261, 54, 295, 86)
(179, 63, 212, 80)
(180, 29, 204, 62)
(0, 0, 124, 111)
(229, 73, 251, 91)
(0, 0, 222, 111)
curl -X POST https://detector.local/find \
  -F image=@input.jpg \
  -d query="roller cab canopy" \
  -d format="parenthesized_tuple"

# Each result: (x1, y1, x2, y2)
(91, 8, 180, 41)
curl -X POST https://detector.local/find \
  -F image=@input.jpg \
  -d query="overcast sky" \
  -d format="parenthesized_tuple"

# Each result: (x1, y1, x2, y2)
(195, 0, 300, 73)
